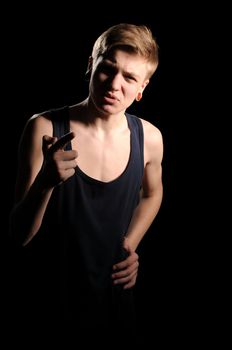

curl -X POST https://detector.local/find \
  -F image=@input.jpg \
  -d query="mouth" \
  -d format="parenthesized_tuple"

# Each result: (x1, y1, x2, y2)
(104, 92, 119, 101)
(102, 94, 120, 106)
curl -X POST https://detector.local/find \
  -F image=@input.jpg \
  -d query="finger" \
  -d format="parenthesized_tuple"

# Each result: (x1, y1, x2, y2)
(113, 251, 138, 271)
(57, 150, 78, 161)
(62, 160, 77, 170)
(113, 270, 137, 285)
(113, 259, 128, 271)
(123, 276, 137, 289)
(112, 260, 139, 279)
(64, 168, 76, 178)
(50, 131, 76, 152)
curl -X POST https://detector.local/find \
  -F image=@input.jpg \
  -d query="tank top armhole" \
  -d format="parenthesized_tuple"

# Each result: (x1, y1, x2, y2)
(136, 117, 144, 173)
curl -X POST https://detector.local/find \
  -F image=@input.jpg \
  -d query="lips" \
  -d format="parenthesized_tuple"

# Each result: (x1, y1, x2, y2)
(104, 92, 119, 101)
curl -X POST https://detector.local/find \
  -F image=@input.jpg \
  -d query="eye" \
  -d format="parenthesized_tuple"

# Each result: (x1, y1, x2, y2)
(99, 64, 115, 76)
(125, 75, 137, 82)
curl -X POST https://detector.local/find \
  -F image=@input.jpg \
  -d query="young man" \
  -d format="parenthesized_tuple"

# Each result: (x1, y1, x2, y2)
(10, 23, 163, 333)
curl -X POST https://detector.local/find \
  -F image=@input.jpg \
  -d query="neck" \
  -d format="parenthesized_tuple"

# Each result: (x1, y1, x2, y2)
(70, 98, 126, 132)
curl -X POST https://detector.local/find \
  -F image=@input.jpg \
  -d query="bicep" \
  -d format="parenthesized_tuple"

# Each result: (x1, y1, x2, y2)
(142, 161, 162, 197)
(142, 126, 163, 197)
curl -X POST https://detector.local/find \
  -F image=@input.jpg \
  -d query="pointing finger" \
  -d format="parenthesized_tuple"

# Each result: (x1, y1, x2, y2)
(50, 131, 76, 152)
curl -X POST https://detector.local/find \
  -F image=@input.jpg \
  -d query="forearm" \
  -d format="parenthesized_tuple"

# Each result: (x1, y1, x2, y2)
(126, 186, 163, 251)
(10, 173, 54, 246)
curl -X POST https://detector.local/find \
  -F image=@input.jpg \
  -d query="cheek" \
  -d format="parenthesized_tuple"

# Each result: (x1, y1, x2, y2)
(90, 75, 101, 91)
(92, 73, 108, 89)
(96, 72, 105, 82)
(125, 85, 138, 99)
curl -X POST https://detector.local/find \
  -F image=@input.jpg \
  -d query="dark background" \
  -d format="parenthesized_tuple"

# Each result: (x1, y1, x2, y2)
(2, 4, 223, 345)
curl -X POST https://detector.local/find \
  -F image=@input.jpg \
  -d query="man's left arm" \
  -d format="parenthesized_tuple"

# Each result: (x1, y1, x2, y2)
(112, 123, 163, 288)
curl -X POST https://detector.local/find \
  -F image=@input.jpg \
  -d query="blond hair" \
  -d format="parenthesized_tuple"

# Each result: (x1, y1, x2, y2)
(92, 23, 159, 79)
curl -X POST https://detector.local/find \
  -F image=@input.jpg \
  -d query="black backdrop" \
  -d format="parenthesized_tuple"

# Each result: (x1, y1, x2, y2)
(2, 4, 220, 345)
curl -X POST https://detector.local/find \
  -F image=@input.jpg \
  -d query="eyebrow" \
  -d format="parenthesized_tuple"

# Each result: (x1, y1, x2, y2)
(102, 59, 140, 79)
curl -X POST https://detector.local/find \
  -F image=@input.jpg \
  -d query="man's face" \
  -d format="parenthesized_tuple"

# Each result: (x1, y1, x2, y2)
(89, 49, 149, 115)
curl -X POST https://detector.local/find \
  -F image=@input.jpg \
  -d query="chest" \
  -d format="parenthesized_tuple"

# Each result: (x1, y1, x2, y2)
(71, 129, 131, 182)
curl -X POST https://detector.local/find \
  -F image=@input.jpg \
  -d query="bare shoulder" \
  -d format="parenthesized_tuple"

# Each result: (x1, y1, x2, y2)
(23, 112, 53, 140)
(140, 118, 163, 144)
(18, 111, 53, 165)
(140, 118, 163, 164)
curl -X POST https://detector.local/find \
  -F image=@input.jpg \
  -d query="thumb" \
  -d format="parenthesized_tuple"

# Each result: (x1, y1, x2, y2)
(42, 135, 58, 153)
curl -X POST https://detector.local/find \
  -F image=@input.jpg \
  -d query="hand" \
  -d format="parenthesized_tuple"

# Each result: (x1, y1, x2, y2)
(112, 237, 139, 289)
(41, 131, 78, 188)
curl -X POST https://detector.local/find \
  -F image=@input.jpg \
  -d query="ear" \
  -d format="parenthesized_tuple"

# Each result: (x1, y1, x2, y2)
(141, 79, 149, 92)
(135, 80, 150, 102)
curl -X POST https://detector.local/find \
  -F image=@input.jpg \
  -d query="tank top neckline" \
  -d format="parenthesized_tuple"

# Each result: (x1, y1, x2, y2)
(70, 112, 133, 186)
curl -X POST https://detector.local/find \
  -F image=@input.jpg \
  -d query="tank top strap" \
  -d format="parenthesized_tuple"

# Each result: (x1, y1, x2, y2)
(126, 113, 144, 177)
(48, 106, 71, 150)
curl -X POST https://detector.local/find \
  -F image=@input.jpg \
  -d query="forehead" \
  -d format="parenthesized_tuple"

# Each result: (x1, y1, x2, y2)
(97, 49, 148, 78)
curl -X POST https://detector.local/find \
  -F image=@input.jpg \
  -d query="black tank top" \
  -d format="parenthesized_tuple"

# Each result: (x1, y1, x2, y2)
(37, 106, 144, 329)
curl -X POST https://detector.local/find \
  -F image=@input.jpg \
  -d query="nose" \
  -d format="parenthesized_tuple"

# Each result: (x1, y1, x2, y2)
(109, 73, 121, 91)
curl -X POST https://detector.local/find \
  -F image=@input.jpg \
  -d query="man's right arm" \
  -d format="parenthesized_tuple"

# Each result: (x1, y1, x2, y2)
(9, 115, 77, 246)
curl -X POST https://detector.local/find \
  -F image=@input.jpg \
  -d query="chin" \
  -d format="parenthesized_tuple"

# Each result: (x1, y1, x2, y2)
(97, 103, 120, 115)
